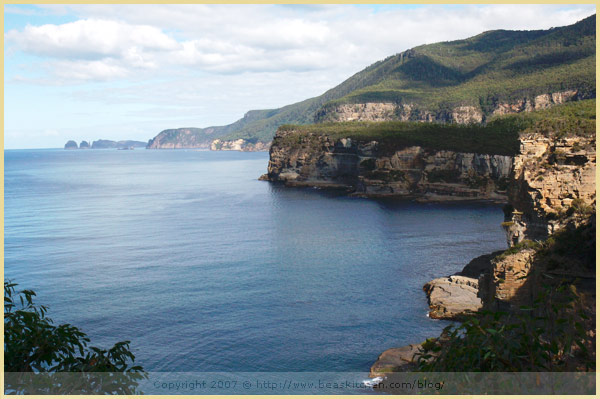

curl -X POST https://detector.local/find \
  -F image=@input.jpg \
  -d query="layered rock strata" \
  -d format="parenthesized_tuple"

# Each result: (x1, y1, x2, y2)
(265, 130, 512, 200)
(503, 133, 595, 245)
(317, 90, 581, 124)
(423, 276, 482, 319)
(210, 139, 271, 152)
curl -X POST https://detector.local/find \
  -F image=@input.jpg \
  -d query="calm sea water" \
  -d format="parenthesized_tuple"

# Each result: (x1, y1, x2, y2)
(5, 149, 507, 393)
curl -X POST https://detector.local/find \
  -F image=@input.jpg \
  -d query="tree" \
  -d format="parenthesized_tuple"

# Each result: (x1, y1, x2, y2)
(4, 281, 147, 394)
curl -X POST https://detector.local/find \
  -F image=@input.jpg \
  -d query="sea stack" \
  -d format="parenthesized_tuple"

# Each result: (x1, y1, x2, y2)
(64, 140, 78, 149)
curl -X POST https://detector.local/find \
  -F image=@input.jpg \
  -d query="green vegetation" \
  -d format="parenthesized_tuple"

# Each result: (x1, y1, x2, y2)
(418, 216, 595, 372)
(416, 283, 594, 372)
(278, 119, 521, 156)
(535, 215, 595, 274)
(494, 239, 541, 261)
(567, 198, 595, 217)
(322, 15, 595, 116)
(278, 99, 595, 156)
(151, 15, 595, 146)
(4, 281, 146, 394)
(488, 98, 596, 138)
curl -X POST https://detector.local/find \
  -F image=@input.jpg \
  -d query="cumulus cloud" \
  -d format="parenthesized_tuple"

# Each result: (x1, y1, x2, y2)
(4, 4, 596, 148)
(6, 19, 177, 59)
(5, 4, 595, 83)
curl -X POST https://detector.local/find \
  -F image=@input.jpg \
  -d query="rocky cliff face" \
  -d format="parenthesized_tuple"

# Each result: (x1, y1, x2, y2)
(503, 133, 596, 245)
(210, 139, 271, 152)
(425, 128, 596, 314)
(316, 102, 482, 124)
(491, 90, 580, 116)
(316, 90, 581, 124)
(478, 127, 596, 312)
(265, 129, 512, 200)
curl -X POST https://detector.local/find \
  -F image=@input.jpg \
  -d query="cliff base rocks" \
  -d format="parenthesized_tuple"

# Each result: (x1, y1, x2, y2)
(423, 276, 482, 320)
(369, 344, 422, 378)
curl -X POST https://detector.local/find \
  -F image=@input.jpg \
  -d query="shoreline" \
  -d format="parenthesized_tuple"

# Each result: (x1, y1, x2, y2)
(259, 177, 509, 204)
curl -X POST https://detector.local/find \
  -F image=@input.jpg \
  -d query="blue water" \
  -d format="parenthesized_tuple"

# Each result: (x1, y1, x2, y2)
(5, 149, 507, 390)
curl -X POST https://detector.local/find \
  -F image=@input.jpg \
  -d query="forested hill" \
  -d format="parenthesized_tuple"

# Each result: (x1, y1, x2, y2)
(148, 14, 595, 149)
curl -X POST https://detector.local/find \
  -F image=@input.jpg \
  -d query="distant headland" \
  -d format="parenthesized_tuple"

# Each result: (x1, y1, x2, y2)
(64, 139, 148, 150)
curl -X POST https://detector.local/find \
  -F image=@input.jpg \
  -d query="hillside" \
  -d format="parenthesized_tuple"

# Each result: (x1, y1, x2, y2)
(147, 14, 595, 149)
(277, 99, 596, 157)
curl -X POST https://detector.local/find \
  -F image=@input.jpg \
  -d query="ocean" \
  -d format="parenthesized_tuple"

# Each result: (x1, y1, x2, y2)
(4, 149, 507, 393)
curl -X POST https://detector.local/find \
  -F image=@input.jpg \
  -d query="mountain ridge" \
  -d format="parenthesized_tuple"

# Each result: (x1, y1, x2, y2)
(147, 14, 595, 150)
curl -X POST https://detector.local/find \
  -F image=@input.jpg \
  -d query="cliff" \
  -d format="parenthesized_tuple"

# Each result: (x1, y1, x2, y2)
(374, 111, 595, 375)
(503, 133, 596, 245)
(210, 139, 271, 152)
(264, 124, 514, 201)
(315, 90, 581, 124)
(422, 100, 596, 316)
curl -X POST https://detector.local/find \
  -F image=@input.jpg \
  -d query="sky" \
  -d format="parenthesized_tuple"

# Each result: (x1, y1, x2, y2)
(4, 4, 596, 149)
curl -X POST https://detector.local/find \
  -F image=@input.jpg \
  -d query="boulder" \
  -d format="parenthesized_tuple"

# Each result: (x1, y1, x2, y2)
(423, 275, 482, 320)
(369, 344, 422, 377)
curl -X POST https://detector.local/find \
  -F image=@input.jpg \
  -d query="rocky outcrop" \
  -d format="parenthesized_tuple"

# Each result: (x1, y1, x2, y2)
(427, 127, 596, 314)
(479, 249, 536, 311)
(503, 133, 595, 245)
(64, 140, 78, 149)
(265, 129, 512, 200)
(316, 102, 481, 124)
(492, 90, 580, 116)
(317, 91, 581, 124)
(369, 344, 422, 377)
(65, 139, 147, 149)
(423, 276, 482, 319)
(421, 250, 507, 320)
(451, 106, 483, 124)
(210, 139, 271, 152)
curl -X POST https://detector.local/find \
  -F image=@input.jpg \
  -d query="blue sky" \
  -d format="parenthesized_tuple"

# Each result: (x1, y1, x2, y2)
(4, 4, 596, 149)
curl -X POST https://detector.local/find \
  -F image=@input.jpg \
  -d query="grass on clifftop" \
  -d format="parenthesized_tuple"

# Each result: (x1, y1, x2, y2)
(278, 99, 596, 156)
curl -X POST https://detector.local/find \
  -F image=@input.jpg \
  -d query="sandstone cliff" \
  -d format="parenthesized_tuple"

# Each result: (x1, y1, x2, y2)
(265, 129, 512, 200)
(315, 90, 581, 125)
(503, 132, 595, 245)
(210, 139, 271, 152)
(424, 111, 596, 316)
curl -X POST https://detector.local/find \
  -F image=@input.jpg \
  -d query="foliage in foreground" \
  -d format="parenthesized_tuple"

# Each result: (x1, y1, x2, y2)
(4, 281, 147, 394)
(417, 217, 596, 373)
(417, 283, 594, 372)
(416, 225, 596, 376)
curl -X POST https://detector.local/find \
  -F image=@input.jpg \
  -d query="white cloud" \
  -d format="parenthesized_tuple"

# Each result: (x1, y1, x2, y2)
(5, 5, 595, 83)
(4, 4, 596, 148)
(6, 19, 178, 59)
